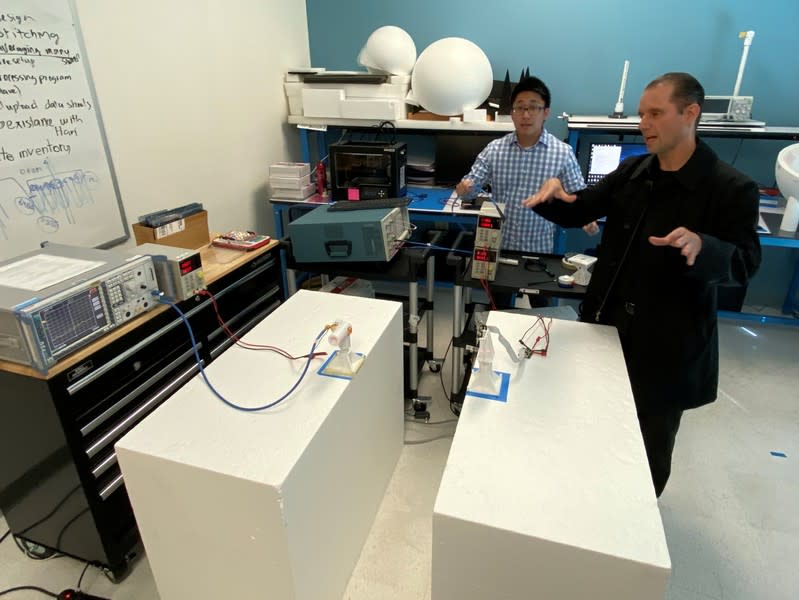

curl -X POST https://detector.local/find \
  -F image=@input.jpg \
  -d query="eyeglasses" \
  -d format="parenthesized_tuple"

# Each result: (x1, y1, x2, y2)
(511, 105, 545, 115)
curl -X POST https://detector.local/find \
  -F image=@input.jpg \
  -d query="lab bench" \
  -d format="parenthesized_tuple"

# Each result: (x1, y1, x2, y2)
(0, 241, 283, 580)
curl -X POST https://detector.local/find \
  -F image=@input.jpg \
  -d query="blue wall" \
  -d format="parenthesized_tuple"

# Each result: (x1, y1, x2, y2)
(307, 0, 797, 126)
(305, 0, 799, 308)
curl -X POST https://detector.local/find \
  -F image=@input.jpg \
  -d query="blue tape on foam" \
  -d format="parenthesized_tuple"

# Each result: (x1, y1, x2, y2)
(465, 370, 511, 403)
(317, 350, 365, 380)
(770, 451, 787, 458)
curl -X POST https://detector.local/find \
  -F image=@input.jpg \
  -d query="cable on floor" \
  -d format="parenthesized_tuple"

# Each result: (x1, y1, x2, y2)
(404, 417, 458, 426)
(0, 586, 58, 598)
(404, 433, 454, 445)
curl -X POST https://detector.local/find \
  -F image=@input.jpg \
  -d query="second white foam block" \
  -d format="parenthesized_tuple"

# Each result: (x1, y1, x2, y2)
(434, 312, 671, 600)
(115, 291, 403, 600)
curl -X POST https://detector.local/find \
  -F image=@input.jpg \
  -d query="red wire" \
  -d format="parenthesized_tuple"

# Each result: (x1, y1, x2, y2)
(479, 278, 497, 310)
(520, 317, 552, 357)
(196, 289, 327, 360)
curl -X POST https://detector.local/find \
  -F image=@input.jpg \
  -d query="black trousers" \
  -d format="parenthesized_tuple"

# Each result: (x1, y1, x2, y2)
(636, 407, 683, 497)
(614, 312, 683, 497)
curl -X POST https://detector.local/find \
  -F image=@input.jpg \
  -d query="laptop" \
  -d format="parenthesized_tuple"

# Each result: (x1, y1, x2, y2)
(586, 142, 648, 185)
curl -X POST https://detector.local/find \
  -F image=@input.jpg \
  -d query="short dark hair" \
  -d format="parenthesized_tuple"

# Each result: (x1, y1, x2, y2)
(646, 72, 705, 112)
(511, 76, 551, 108)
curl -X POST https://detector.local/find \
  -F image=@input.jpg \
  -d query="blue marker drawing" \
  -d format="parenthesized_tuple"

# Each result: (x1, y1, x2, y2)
(22, 165, 99, 225)
(0, 203, 8, 240)
(37, 215, 59, 233)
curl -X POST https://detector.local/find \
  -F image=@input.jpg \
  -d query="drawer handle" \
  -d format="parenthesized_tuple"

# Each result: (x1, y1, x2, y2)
(80, 346, 199, 437)
(92, 452, 118, 479)
(85, 362, 201, 459)
(99, 474, 124, 501)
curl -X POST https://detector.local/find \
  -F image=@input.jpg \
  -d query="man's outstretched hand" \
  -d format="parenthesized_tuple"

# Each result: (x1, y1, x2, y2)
(649, 227, 703, 266)
(522, 177, 577, 208)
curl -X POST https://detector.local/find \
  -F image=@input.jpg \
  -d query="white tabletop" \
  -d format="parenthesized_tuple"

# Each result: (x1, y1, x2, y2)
(435, 311, 670, 570)
(116, 290, 402, 486)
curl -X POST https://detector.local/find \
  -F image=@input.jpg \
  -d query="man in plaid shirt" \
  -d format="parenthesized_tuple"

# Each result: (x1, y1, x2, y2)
(456, 76, 590, 253)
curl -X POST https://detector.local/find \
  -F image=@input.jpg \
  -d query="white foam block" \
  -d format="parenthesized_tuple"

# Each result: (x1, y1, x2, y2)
(301, 87, 344, 117)
(433, 313, 670, 599)
(340, 98, 405, 120)
(116, 290, 403, 600)
(463, 108, 487, 123)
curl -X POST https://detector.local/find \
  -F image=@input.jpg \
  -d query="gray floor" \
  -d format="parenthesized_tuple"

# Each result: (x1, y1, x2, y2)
(1, 290, 797, 599)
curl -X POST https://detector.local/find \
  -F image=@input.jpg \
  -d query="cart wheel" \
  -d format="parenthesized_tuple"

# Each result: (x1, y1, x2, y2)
(14, 536, 57, 560)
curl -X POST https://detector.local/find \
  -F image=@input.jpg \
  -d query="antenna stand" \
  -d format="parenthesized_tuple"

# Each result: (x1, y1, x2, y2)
(609, 60, 630, 119)
(732, 30, 755, 97)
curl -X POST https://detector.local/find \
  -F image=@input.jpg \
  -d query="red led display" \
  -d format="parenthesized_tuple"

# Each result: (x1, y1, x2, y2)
(478, 216, 499, 229)
(180, 258, 196, 275)
(474, 248, 490, 261)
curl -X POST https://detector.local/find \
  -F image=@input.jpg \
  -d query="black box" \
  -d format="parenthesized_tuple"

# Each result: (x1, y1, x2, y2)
(329, 141, 407, 201)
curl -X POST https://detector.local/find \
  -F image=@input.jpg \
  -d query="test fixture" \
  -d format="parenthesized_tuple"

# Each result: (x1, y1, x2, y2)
(288, 204, 411, 262)
(135, 243, 205, 302)
(0, 245, 158, 371)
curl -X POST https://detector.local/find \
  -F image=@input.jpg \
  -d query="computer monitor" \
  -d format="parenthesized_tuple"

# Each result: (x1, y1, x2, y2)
(586, 142, 649, 185)
(434, 133, 498, 186)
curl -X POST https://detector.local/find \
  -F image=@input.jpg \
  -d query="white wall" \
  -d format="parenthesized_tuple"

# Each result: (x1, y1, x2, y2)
(73, 0, 310, 244)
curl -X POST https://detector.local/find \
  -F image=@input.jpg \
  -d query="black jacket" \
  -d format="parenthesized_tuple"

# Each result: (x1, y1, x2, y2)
(535, 139, 761, 410)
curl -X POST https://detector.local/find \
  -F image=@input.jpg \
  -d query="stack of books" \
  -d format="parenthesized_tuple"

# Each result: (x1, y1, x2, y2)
(269, 162, 313, 199)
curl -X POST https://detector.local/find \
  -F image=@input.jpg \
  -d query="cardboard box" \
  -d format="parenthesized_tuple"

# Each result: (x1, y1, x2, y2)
(132, 210, 210, 249)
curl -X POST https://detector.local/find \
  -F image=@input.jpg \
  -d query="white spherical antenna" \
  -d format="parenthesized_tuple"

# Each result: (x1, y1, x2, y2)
(357, 26, 416, 76)
(410, 37, 493, 116)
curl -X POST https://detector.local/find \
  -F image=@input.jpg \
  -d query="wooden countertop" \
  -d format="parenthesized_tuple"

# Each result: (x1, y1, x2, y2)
(0, 240, 279, 380)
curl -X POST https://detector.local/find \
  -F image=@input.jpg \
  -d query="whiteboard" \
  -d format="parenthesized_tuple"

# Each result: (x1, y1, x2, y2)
(0, 0, 128, 261)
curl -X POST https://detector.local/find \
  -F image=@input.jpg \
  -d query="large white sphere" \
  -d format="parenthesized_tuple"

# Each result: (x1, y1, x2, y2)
(411, 37, 493, 116)
(357, 26, 416, 76)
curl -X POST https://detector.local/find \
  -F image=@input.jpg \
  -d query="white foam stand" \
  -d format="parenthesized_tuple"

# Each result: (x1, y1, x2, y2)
(468, 332, 501, 395)
(433, 312, 671, 599)
(116, 290, 403, 600)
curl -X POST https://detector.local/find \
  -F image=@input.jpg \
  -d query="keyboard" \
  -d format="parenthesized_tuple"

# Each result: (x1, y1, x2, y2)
(327, 198, 410, 212)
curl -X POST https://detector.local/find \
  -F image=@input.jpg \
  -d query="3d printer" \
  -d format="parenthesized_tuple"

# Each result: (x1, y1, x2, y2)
(329, 141, 407, 201)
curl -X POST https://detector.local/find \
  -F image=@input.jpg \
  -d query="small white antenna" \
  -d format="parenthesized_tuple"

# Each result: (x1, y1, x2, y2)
(732, 30, 754, 97)
(610, 60, 630, 118)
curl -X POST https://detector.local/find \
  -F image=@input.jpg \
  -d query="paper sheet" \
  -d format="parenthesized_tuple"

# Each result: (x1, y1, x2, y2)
(0, 255, 105, 291)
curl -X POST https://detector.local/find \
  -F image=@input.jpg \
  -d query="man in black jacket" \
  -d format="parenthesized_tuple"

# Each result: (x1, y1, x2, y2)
(523, 72, 761, 496)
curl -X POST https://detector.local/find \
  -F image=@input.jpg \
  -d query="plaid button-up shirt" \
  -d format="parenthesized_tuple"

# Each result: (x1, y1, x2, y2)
(462, 129, 585, 252)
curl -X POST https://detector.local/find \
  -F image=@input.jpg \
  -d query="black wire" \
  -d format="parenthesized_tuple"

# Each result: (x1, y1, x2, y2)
(524, 278, 556, 286)
(524, 259, 555, 278)
(55, 507, 90, 550)
(438, 336, 453, 403)
(14, 536, 56, 560)
(77, 561, 92, 590)
(375, 120, 397, 142)
(439, 336, 463, 417)
(730, 138, 744, 166)
(14, 484, 81, 539)
(0, 586, 58, 598)
(0, 530, 10, 545)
